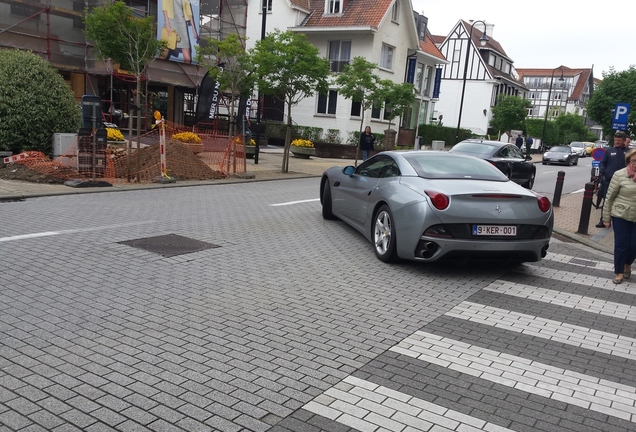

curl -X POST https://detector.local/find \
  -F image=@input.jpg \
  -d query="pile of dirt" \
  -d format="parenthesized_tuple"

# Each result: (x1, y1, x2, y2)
(0, 141, 226, 183)
(113, 140, 226, 181)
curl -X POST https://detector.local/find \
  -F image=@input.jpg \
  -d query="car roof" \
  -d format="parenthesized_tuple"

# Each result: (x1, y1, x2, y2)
(456, 139, 508, 148)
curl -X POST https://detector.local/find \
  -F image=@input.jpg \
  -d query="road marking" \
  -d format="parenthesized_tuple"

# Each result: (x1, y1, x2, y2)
(446, 301, 636, 359)
(391, 330, 636, 421)
(544, 252, 613, 271)
(484, 280, 636, 321)
(518, 264, 636, 294)
(304, 376, 516, 432)
(270, 198, 320, 207)
(0, 221, 155, 243)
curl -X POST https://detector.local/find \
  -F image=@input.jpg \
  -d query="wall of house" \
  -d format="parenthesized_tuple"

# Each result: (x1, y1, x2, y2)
(245, 0, 307, 49)
(433, 79, 493, 137)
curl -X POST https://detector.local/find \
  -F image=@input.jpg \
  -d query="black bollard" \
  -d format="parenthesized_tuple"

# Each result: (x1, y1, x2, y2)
(577, 182, 595, 235)
(552, 171, 565, 207)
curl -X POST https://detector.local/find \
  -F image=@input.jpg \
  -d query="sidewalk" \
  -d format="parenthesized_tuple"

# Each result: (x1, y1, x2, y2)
(0, 147, 613, 255)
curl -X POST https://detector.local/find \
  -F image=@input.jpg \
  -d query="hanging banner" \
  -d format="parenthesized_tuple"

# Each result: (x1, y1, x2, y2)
(194, 70, 221, 124)
(432, 67, 442, 99)
(157, 0, 200, 64)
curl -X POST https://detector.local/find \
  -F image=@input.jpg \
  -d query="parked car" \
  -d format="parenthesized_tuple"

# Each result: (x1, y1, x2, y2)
(569, 141, 587, 157)
(320, 151, 553, 264)
(448, 139, 536, 189)
(542, 146, 579, 166)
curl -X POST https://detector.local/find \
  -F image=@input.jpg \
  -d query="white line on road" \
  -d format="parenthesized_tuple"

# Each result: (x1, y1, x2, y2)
(270, 198, 320, 207)
(0, 221, 156, 243)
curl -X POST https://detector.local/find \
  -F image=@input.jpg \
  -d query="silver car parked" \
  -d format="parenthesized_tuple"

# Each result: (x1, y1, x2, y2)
(320, 151, 553, 264)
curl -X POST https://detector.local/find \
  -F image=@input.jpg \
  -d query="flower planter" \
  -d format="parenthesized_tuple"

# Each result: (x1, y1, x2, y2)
(290, 146, 315, 159)
(245, 146, 255, 159)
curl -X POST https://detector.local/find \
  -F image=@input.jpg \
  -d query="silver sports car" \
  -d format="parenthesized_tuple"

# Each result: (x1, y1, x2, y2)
(320, 151, 553, 263)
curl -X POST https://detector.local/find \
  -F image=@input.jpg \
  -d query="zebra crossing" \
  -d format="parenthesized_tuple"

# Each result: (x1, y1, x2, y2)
(272, 249, 636, 431)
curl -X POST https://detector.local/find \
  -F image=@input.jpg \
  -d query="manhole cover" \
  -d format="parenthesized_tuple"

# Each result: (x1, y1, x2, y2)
(119, 234, 220, 257)
(569, 258, 597, 267)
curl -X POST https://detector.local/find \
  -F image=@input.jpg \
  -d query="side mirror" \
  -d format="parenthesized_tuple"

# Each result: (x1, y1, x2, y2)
(343, 166, 355, 176)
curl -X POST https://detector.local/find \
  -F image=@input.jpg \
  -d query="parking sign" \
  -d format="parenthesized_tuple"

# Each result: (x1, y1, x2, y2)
(612, 102, 631, 130)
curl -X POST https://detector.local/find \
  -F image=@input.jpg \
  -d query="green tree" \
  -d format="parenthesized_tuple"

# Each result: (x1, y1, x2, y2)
(587, 66, 636, 140)
(197, 33, 256, 138)
(0, 49, 81, 155)
(554, 113, 590, 144)
(335, 57, 381, 162)
(490, 95, 531, 135)
(84, 0, 166, 178)
(375, 80, 415, 149)
(251, 30, 329, 172)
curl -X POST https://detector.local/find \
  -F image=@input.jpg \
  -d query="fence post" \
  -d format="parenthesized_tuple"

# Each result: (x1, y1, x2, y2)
(553, 171, 565, 207)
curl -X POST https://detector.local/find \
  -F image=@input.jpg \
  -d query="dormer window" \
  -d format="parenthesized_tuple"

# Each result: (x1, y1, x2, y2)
(391, 0, 399, 22)
(327, 0, 341, 14)
(262, 0, 272, 12)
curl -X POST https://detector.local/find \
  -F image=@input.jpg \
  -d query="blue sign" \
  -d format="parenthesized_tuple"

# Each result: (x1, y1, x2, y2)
(432, 68, 442, 99)
(612, 102, 631, 130)
(406, 58, 416, 84)
(592, 160, 600, 167)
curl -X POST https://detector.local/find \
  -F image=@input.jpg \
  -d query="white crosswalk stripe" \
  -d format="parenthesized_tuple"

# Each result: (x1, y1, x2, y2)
(484, 280, 636, 321)
(390, 330, 636, 421)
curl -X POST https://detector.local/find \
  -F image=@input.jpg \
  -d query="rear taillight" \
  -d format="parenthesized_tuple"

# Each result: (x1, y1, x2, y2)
(537, 196, 551, 212)
(425, 190, 450, 210)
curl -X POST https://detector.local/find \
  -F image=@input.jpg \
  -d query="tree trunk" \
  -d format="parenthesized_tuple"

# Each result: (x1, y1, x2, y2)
(281, 102, 292, 173)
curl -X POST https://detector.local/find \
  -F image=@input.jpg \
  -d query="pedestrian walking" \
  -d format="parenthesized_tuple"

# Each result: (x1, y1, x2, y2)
(596, 130, 629, 227)
(515, 134, 523, 149)
(359, 126, 376, 161)
(525, 135, 533, 154)
(601, 148, 636, 284)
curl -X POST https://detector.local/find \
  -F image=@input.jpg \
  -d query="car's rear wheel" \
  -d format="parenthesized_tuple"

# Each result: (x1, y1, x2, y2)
(568, 159, 573, 166)
(321, 180, 336, 220)
(373, 205, 398, 262)
(523, 170, 536, 189)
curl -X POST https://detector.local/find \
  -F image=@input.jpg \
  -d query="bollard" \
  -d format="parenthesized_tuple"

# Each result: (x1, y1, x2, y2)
(577, 182, 595, 235)
(552, 171, 565, 207)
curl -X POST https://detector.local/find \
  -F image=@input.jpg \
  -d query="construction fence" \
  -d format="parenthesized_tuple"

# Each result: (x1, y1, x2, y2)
(2, 124, 250, 184)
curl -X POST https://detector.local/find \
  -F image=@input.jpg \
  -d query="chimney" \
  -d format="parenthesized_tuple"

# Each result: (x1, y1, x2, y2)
(485, 23, 494, 38)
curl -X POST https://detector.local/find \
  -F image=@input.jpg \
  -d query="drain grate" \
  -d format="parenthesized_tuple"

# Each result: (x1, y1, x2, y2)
(119, 234, 220, 257)
(569, 258, 597, 267)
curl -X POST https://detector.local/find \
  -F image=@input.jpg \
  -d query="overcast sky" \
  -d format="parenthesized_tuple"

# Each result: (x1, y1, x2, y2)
(413, 0, 635, 78)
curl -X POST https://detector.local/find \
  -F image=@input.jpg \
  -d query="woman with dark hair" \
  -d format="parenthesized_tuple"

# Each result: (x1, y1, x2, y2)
(602, 147, 636, 284)
(359, 126, 375, 161)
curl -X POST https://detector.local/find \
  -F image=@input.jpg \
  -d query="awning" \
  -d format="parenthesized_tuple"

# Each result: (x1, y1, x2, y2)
(145, 60, 205, 88)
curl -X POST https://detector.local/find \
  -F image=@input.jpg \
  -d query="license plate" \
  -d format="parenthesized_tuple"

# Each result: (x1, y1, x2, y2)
(472, 225, 516, 236)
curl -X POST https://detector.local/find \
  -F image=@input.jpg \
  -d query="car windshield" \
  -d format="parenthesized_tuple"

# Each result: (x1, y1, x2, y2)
(450, 142, 497, 156)
(570, 142, 584, 148)
(550, 146, 571, 153)
(402, 153, 508, 181)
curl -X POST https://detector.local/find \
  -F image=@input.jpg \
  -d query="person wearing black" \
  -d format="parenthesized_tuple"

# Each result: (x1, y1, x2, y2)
(596, 130, 629, 228)
(359, 126, 376, 161)
(515, 134, 523, 150)
(525, 135, 533, 154)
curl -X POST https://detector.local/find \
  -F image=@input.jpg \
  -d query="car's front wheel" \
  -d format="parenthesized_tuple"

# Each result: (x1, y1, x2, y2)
(373, 205, 398, 262)
(321, 180, 336, 220)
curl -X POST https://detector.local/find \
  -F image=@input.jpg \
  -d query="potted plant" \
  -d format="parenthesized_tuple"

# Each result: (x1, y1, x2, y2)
(106, 127, 126, 148)
(245, 138, 256, 158)
(290, 138, 315, 158)
(172, 131, 203, 154)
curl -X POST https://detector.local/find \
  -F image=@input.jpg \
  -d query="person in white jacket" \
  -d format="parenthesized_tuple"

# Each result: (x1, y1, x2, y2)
(602, 148, 636, 284)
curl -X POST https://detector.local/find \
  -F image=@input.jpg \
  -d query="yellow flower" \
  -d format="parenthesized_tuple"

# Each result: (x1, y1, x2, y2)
(291, 139, 314, 148)
(172, 132, 201, 144)
(246, 139, 256, 146)
(106, 128, 125, 141)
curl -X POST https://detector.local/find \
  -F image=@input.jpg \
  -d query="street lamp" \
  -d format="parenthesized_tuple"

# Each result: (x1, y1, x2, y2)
(540, 67, 565, 150)
(455, 20, 489, 144)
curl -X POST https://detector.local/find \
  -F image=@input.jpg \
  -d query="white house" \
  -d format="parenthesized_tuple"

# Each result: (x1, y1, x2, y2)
(245, 0, 447, 146)
(433, 20, 527, 140)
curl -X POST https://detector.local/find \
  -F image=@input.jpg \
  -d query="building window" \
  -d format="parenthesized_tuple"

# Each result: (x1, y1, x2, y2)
(327, 0, 341, 14)
(380, 44, 394, 70)
(262, 0, 272, 12)
(317, 90, 338, 115)
(527, 108, 534, 116)
(423, 66, 432, 97)
(554, 93, 562, 100)
(488, 55, 495, 67)
(328, 40, 351, 73)
(414, 64, 423, 94)
(371, 99, 391, 120)
(391, 0, 399, 22)
(350, 100, 361, 117)
(529, 92, 535, 99)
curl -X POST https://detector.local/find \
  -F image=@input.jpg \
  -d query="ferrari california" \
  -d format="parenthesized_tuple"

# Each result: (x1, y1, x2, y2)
(320, 151, 553, 264)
